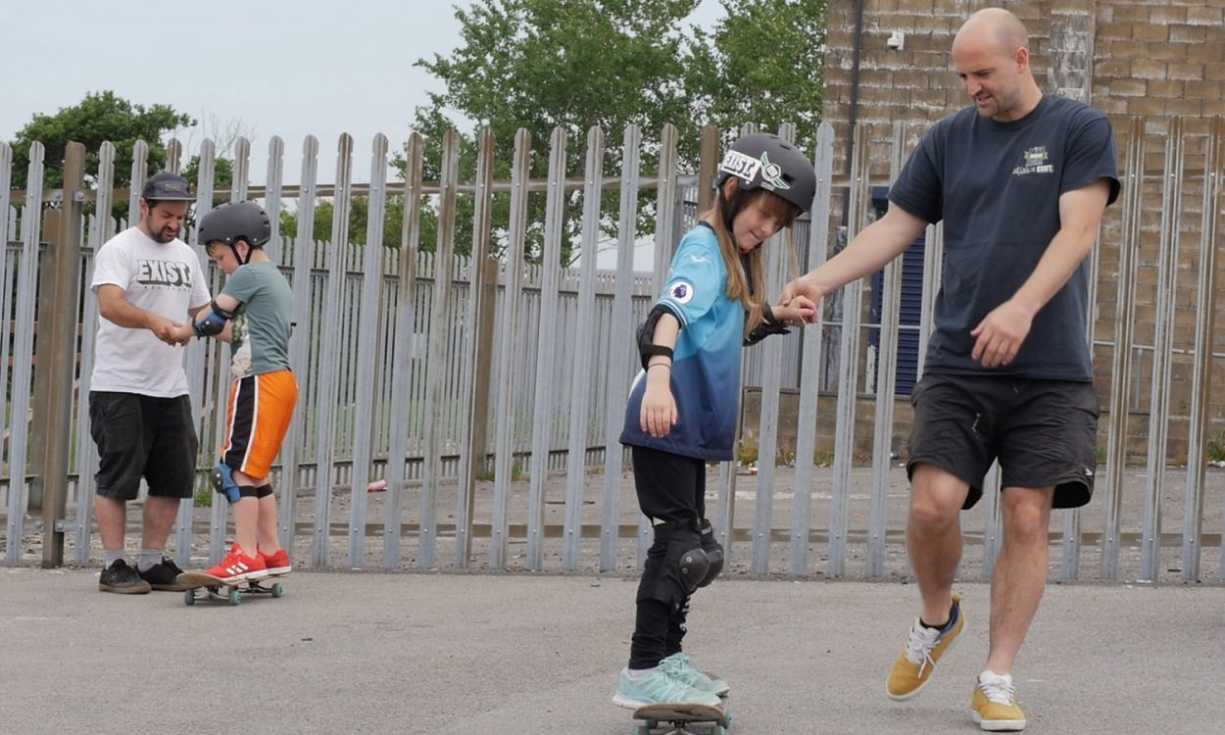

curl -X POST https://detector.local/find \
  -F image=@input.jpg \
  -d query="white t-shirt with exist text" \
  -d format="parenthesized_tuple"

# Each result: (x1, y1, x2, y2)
(90, 227, 210, 397)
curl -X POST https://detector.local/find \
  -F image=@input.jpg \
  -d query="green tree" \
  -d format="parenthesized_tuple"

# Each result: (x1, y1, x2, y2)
(182, 156, 234, 201)
(406, 0, 826, 263)
(7, 91, 194, 192)
(407, 0, 710, 262)
(419, 0, 702, 145)
(179, 115, 258, 205)
(690, 0, 827, 154)
(279, 196, 406, 249)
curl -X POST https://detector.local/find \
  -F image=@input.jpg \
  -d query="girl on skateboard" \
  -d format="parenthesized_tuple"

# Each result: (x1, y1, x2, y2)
(613, 133, 817, 709)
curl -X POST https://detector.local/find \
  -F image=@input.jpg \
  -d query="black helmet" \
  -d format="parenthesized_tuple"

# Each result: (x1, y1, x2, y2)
(142, 172, 194, 202)
(198, 201, 271, 264)
(716, 133, 816, 213)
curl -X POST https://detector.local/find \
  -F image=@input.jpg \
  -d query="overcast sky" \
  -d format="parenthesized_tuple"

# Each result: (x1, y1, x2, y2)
(3, 0, 726, 187)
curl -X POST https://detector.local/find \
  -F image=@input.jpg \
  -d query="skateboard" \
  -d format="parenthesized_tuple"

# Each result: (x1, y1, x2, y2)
(632, 702, 731, 735)
(176, 571, 287, 606)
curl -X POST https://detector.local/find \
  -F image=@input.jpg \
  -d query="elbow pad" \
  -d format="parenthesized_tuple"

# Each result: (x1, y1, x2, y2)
(743, 303, 790, 346)
(637, 304, 679, 370)
(194, 299, 235, 337)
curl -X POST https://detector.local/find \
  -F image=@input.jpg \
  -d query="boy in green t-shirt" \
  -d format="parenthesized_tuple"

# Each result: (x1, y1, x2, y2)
(172, 201, 298, 582)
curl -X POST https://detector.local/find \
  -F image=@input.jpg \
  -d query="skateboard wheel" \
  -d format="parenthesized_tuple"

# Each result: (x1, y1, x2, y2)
(271, 583, 284, 598)
(228, 588, 241, 606)
(184, 590, 196, 606)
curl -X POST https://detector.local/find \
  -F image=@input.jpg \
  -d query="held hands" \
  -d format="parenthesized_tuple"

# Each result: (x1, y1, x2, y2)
(778, 276, 824, 324)
(773, 294, 817, 325)
(148, 316, 191, 347)
(640, 362, 678, 438)
(970, 299, 1035, 368)
(150, 315, 193, 346)
(167, 322, 196, 345)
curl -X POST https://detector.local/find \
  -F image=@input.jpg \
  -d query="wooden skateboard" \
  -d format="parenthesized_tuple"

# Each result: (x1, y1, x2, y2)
(632, 701, 731, 735)
(176, 571, 287, 606)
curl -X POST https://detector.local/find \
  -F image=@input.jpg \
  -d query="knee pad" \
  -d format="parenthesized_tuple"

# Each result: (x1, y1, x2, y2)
(675, 544, 710, 593)
(212, 462, 241, 504)
(637, 522, 708, 610)
(697, 518, 724, 587)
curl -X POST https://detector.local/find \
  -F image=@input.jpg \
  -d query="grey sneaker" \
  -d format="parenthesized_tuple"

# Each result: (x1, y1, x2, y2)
(99, 559, 151, 594)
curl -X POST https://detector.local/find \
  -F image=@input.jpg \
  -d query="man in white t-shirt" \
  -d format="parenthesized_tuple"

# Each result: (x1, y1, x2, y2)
(90, 172, 210, 594)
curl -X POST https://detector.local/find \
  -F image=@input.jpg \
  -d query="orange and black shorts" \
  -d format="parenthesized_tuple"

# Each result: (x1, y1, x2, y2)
(221, 369, 298, 481)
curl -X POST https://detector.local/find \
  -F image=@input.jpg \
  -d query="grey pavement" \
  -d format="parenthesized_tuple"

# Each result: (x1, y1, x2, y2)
(1, 568, 1222, 734)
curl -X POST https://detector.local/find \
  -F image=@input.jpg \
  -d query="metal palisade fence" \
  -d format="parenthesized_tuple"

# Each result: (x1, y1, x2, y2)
(1, 116, 1223, 584)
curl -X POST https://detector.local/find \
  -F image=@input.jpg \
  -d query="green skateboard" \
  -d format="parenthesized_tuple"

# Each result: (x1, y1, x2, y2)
(176, 571, 286, 606)
(632, 701, 731, 735)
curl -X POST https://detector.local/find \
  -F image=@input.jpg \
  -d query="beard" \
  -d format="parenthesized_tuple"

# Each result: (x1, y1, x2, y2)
(151, 226, 178, 243)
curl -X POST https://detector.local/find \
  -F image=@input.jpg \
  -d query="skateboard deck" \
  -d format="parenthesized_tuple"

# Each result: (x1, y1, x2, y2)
(632, 702, 731, 735)
(176, 571, 287, 606)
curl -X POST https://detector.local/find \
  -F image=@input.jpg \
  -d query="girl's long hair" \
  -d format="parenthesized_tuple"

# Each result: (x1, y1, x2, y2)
(704, 178, 802, 333)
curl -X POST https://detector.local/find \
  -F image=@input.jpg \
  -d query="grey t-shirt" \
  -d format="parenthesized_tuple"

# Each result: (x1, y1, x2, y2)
(222, 261, 294, 378)
(888, 95, 1120, 381)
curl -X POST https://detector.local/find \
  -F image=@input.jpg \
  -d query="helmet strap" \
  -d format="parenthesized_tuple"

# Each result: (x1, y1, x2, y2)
(229, 241, 249, 266)
(720, 186, 753, 237)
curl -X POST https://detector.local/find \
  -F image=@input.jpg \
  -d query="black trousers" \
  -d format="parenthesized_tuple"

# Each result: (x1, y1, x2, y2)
(628, 445, 707, 669)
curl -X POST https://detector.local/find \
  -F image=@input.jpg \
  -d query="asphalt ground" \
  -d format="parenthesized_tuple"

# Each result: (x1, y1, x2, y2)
(2, 568, 1222, 734)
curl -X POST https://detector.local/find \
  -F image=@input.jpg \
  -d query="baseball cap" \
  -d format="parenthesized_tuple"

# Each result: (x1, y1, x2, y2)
(141, 172, 194, 202)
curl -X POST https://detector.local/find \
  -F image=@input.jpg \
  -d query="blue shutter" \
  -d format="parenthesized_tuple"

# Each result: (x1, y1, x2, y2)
(869, 187, 924, 396)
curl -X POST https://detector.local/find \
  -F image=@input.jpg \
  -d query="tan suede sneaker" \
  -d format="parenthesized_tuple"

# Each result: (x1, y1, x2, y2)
(885, 593, 965, 700)
(970, 670, 1026, 731)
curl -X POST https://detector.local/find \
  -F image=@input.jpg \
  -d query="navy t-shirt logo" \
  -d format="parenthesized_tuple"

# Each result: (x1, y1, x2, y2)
(1013, 146, 1054, 176)
(670, 280, 695, 304)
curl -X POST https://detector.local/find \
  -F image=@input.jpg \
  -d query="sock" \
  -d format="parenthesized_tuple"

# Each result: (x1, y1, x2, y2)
(625, 666, 657, 678)
(921, 599, 958, 631)
(137, 548, 163, 572)
(103, 550, 126, 567)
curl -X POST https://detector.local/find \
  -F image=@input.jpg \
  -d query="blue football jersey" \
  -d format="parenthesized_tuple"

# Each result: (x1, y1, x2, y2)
(620, 224, 745, 461)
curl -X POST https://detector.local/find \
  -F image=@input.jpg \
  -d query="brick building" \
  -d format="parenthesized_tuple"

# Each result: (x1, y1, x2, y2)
(819, 0, 1225, 461)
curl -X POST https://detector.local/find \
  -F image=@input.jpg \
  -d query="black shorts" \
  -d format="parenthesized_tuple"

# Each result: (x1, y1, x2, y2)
(630, 445, 707, 527)
(89, 392, 199, 501)
(905, 373, 1099, 510)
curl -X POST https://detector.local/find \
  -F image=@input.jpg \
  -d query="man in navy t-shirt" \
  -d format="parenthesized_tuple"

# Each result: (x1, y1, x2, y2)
(783, 8, 1118, 731)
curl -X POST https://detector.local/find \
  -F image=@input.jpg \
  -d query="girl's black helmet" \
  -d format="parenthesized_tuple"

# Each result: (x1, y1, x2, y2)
(716, 133, 816, 213)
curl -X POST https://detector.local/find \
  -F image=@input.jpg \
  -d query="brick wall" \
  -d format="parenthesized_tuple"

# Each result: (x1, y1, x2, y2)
(820, 0, 1225, 462)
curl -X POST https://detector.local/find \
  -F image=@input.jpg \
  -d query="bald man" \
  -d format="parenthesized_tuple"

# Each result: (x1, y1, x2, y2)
(783, 7, 1118, 731)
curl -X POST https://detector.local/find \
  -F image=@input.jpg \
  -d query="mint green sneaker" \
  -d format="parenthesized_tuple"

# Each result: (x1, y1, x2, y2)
(612, 667, 722, 710)
(659, 653, 731, 697)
